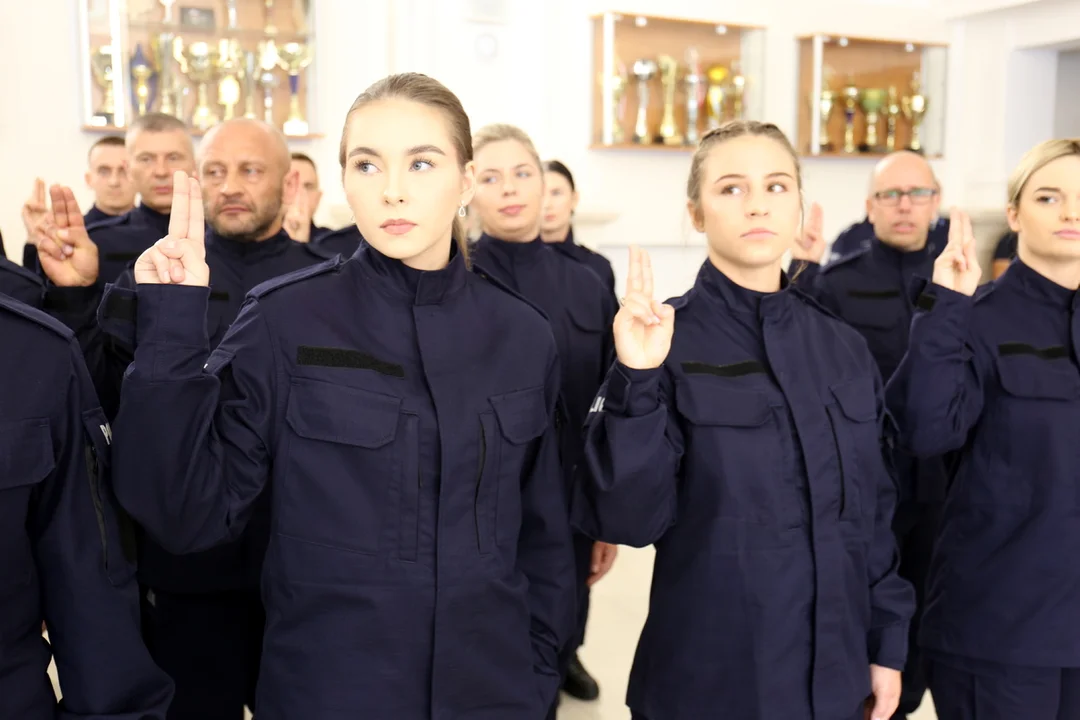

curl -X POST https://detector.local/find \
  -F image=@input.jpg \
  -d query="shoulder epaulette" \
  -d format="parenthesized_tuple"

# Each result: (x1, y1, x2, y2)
(819, 245, 872, 275)
(0, 293, 74, 339)
(247, 255, 345, 300)
(0, 257, 44, 287)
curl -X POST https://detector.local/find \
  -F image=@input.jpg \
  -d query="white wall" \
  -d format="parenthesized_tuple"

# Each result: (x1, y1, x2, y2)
(1, 0, 1077, 300)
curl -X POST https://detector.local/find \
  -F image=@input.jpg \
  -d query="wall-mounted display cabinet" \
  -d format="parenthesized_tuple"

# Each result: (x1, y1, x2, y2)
(78, 0, 321, 138)
(590, 12, 766, 151)
(796, 34, 947, 158)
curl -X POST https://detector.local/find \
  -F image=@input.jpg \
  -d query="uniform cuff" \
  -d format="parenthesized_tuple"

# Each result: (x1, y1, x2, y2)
(135, 285, 211, 347)
(868, 624, 909, 671)
(909, 277, 976, 315)
(604, 362, 663, 417)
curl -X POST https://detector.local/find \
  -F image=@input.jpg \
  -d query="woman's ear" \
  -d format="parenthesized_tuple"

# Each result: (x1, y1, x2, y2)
(686, 200, 705, 233)
(1006, 204, 1021, 233)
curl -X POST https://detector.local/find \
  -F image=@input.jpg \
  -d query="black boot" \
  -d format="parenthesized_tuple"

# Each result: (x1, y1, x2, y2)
(561, 653, 600, 701)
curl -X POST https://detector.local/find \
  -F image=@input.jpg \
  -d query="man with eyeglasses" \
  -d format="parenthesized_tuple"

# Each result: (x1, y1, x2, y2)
(794, 150, 951, 720)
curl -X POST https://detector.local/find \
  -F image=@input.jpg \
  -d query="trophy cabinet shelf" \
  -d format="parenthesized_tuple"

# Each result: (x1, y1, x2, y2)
(81, 124, 324, 140)
(127, 23, 310, 42)
(590, 143, 696, 152)
(802, 151, 944, 160)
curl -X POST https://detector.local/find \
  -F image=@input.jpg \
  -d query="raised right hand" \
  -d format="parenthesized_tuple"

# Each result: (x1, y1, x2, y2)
(21, 177, 52, 247)
(613, 246, 674, 370)
(134, 171, 210, 286)
(282, 187, 312, 242)
(932, 208, 981, 296)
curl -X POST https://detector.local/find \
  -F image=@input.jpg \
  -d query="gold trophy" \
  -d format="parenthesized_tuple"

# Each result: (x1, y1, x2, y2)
(155, 0, 183, 118)
(841, 79, 860, 154)
(258, 41, 280, 125)
(705, 65, 728, 130)
(263, 0, 277, 34)
(684, 48, 705, 146)
(657, 55, 683, 146)
(216, 39, 242, 121)
(631, 58, 658, 144)
(130, 44, 155, 117)
(886, 86, 901, 152)
(90, 46, 117, 126)
(902, 72, 928, 152)
(276, 42, 314, 136)
(815, 89, 835, 151)
(859, 88, 887, 152)
(730, 61, 746, 120)
(602, 60, 629, 145)
(179, 41, 222, 131)
(242, 50, 260, 120)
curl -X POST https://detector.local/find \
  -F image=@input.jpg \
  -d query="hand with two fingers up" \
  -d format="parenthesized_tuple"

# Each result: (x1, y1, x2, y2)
(791, 201, 827, 264)
(134, 171, 210, 287)
(35, 185, 99, 288)
(614, 246, 675, 371)
(282, 186, 313, 243)
(932, 208, 981, 296)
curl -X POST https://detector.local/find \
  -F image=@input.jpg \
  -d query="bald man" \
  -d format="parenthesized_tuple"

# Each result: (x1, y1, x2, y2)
(37, 117, 328, 720)
(799, 150, 951, 720)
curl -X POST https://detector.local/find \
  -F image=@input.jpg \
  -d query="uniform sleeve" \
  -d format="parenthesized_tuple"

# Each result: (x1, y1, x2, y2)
(32, 341, 173, 719)
(518, 355, 576, 704)
(885, 281, 989, 457)
(865, 375, 917, 670)
(572, 361, 684, 547)
(111, 284, 276, 554)
(791, 260, 823, 290)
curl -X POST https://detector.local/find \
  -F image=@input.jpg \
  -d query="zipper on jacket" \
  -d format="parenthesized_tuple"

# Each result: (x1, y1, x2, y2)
(827, 412, 847, 517)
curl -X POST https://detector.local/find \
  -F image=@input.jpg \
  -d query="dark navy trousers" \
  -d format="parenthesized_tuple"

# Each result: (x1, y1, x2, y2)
(927, 652, 1080, 720)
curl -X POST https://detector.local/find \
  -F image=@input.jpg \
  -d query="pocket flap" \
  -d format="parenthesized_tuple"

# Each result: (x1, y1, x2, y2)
(287, 379, 401, 448)
(0, 419, 54, 490)
(830, 377, 878, 422)
(675, 381, 771, 427)
(997, 357, 1080, 401)
(566, 301, 604, 333)
(490, 387, 548, 444)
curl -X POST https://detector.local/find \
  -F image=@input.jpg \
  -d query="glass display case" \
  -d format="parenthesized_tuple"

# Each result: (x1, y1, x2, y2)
(78, 0, 319, 137)
(590, 12, 766, 151)
(796, 34, 948, 158)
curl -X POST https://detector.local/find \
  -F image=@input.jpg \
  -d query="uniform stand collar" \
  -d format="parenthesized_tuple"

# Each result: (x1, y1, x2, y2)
(699, 258, 789, 319)
(356, 242, 467, 306)
(478, 233, 547, 264)
(870, 237, 937, 269)
(133, 203, 172, 235)
(207, 228, 293, 262)
(1007, 258, 1078, 309)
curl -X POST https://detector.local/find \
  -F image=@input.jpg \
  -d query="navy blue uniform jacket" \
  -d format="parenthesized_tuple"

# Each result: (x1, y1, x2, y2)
(806, 240, 949, 503)
(108, 245, 575, 718)
(549, 230, 616, 295)
(469, 235, 617, 492)
(887, 260, 1080, 667)
(309, 224, 364, 260)
(0, 255, 45, 306)
(0, 295, 173, 719)
(77, 229, 327, 594)
(574, 261, 914, 720)
(85, 205, 172, 286)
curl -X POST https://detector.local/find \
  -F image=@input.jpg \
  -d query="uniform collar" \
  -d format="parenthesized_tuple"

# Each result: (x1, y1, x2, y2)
(698, 258, 789, 318)
(477, 233, 548, 265)
(131, 204, 172, 235)
(356, 241, 467, 306)
(870, 236, 937, 269)
(207, 227, 294, 262)
(1005, 258, 1077, 309)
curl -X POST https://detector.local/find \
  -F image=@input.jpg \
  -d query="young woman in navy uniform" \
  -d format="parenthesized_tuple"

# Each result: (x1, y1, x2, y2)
(887, 138, 1080, 720)
(540, 160, 616, 296)
(106, 73, 574, 720)
(574, 120, 915, 720)
(467, 124, 619, 708)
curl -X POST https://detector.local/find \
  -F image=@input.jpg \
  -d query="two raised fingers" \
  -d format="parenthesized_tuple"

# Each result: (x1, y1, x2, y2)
(167, 171, 205, 244)
(143, 243, 187, 284)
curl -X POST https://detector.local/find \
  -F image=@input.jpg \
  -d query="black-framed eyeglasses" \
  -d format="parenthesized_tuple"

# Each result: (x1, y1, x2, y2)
(873, 187, 938, 206)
